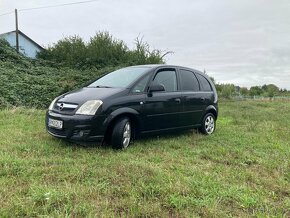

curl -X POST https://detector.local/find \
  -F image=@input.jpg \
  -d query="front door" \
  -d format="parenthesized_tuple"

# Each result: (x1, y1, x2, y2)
(142, 68, 182, 131)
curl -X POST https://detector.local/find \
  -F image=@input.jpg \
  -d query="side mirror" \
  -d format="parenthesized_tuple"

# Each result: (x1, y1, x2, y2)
(148, 83, 165, 93)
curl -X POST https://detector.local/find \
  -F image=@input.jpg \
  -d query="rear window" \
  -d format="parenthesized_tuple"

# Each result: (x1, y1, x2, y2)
(179, 69, 199, 91)
(196, 74, 212, 91)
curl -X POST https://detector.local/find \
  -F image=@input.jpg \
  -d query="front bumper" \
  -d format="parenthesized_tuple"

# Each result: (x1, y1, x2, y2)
(46, 111, 106, 142)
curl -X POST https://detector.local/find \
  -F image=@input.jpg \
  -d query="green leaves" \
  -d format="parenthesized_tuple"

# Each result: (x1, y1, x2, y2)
(0, 32, 167, 109)
(37, 32, 166, 69)
(0, 39, 117, 108)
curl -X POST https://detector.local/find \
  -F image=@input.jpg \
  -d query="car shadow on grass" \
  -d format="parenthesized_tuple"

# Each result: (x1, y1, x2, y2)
(138, 128, 197, 141)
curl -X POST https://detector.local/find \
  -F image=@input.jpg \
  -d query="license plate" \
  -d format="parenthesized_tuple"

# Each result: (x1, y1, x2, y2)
(48, 118, 63, 129)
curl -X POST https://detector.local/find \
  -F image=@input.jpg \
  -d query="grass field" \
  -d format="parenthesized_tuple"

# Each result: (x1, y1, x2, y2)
(0, 100, 289, 217)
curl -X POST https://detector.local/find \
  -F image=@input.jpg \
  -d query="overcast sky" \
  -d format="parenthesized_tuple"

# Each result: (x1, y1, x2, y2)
(1, 0, 290, 89)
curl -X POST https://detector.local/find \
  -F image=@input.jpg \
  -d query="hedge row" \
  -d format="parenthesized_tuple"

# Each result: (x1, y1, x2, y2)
(0, 39, 115, 108)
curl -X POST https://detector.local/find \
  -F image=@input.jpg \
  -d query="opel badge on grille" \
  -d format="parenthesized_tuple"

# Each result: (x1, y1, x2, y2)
(59, 103, 64, 111)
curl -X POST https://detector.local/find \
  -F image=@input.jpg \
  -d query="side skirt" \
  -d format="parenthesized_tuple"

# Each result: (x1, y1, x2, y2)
(140, 124, 201, 135)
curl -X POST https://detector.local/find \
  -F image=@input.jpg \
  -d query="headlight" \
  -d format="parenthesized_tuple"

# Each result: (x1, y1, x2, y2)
(75, 100, 103, 115)
(48, 97, 58, 110)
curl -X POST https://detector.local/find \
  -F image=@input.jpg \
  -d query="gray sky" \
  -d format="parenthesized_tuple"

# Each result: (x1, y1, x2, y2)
(1, 0, 290, 89)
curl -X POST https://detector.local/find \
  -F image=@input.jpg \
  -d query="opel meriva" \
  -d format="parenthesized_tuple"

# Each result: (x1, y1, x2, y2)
(46, 65, 218, 149)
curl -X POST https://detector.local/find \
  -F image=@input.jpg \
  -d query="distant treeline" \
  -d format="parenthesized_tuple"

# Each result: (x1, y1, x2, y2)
(212, 80, 290, 99)
(37, 32, 166, 69)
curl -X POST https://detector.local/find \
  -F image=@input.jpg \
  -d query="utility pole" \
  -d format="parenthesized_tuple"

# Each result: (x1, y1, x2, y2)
(15, 8, 19, 53)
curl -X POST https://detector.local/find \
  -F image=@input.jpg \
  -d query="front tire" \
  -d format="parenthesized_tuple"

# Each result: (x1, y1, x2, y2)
(111, 117, 132, 149)
(200, 113, 216, 135)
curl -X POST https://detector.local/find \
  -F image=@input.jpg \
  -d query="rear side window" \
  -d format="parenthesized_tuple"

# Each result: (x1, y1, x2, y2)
(153, 70, 177, 92)
(179, 69, 199, 91)
(196, 74, 212, 91)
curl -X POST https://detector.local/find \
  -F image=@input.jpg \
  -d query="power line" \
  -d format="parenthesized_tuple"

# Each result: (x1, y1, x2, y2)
(0, 0, 100, 16)
(19, 0, 101, 12)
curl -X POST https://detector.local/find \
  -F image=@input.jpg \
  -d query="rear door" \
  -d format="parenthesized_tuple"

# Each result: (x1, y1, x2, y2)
(142, 68, 182, 131)
(195, 73, 215, 122)
(178, 69, 204, 126)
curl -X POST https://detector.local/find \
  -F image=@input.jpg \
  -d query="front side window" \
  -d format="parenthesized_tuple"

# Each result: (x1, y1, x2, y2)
(196, 74, 212, 91)
(132, 74, 150, 93)
(88, 67, 149, 88)
(153, 70, 177, 92)
(179, 69, 199, 91)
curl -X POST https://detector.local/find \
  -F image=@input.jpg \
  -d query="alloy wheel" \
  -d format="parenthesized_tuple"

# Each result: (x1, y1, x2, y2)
(122, 122, 131, 148)
(205, 115, 215, 134)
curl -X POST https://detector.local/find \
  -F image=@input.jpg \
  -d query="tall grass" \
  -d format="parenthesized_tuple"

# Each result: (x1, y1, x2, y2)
(0, 100, 289, 217)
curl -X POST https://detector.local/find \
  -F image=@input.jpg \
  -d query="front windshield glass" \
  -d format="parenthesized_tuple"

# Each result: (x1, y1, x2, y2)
(88, 67, 150, 88)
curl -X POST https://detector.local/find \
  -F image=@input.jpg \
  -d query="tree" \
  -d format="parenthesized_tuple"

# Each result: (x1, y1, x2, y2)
(126, 36, 165, 65)
(209, 76, 216, 85)
(37, 32, 166, 69)
(37, 35, 87, 68)
(249, 86, 262, 97)
(240, 87, 249, 96)
(216, 84, 236, 98)
(87, 31, 128, 68)
(262, 84, 279, 97)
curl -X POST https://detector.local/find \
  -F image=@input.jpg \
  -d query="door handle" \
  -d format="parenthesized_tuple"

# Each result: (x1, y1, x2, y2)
(174, 98, 181, 104)
(200, 97, 205, 101)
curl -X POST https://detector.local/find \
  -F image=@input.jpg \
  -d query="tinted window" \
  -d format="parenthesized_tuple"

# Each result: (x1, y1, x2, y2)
(153, 70, 177, 92)
(179, 69, 199, 91)
(196, 74, 212, 91)
(132, 74, 150, 93)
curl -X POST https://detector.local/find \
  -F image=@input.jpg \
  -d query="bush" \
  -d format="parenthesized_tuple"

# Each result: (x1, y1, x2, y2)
(216, 84, 237, 99)
(0, 39, 116, 108)
(1, 30, 168, 108)
(37, 32, 165, 69)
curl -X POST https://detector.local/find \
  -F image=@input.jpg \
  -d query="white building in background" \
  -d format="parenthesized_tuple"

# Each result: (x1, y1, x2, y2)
(0, 30, 44, 59)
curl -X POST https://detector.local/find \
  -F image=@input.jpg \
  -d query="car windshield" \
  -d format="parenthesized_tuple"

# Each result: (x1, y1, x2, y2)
(88, 67, 150, 88)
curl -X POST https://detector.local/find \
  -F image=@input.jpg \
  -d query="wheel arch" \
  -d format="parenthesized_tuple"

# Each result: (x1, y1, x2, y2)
(103, 107, 142, 141)
(204, 105, 218, 119)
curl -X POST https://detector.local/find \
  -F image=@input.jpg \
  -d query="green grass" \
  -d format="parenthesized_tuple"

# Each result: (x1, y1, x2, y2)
(0, 100, 289, 217)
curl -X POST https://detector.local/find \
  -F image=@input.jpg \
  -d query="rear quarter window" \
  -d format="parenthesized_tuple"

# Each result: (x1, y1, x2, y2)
(196, 74, 212, 91)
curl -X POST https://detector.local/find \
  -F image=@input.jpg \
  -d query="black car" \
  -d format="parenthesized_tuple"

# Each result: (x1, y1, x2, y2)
(46, 65, 218, 149)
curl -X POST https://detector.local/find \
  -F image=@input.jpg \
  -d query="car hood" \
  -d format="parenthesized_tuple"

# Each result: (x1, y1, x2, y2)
(57, 87, 125, 104)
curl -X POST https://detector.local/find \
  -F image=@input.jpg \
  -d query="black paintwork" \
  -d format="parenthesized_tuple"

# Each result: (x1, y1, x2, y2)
(46, 64, 218, 142)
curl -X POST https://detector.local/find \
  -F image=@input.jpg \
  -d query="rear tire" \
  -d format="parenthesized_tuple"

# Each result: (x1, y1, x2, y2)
(111, 117, 132, 149)
(200, 113, 216, 135)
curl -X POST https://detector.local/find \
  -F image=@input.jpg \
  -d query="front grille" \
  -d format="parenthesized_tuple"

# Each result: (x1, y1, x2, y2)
(53, 102, 78, 115)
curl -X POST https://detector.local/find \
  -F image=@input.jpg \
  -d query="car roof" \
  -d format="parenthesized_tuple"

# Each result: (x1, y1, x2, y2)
(127, 64, 204, 74)
(125, 64, 216, 95)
